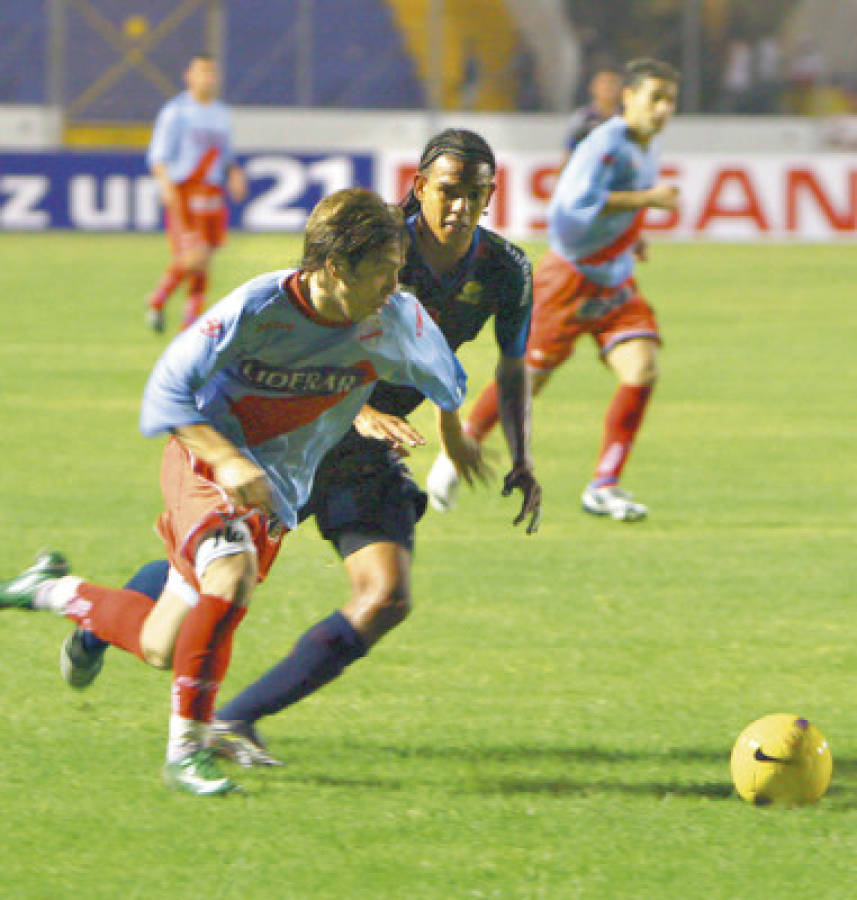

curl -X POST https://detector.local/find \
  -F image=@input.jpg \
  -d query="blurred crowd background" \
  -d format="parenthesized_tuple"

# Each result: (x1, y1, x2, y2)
(0, 0, 854, 124)
(568, 0, 857, 116)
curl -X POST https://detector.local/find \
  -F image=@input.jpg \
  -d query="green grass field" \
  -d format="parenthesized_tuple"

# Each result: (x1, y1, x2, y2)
(1, 233, 856, 898)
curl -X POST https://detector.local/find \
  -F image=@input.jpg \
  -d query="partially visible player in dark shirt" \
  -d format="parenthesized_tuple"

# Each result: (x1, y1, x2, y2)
(62, 131, 541, 770)
(563, 68, 623, 165)
(324, 213, 533, 471)
(206, 129, 541, 764)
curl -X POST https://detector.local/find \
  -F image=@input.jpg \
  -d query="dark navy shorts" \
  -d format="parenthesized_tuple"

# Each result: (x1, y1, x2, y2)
(300, 453, 427, 558)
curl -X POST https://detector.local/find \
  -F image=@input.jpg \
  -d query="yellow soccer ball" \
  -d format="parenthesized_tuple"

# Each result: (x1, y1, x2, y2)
(730, 714, 832, 806)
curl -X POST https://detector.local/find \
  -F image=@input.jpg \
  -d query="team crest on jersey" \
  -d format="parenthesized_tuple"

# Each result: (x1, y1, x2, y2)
(455, 281, 483, 305)
(199, 317, 223, 338)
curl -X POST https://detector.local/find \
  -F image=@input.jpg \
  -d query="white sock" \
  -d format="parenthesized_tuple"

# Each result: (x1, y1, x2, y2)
(167, 714, 204, 763)
(32, 576, 83, 614)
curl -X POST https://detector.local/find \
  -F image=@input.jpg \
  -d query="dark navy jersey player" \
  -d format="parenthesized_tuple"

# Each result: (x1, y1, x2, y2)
(305, 209, 533, 547)
(61, 130, 541, 767)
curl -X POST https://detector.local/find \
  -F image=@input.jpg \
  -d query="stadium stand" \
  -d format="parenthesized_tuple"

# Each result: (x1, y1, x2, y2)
(225, 0, 425, 108)
(0, 0, 47, 103)
(0, 0, 425, 113)
(386, 0, 520, 110)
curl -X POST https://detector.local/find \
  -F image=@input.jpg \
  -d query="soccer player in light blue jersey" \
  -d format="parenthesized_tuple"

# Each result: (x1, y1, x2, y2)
(46, 130, 542, 772)
(145, 54, 247, 332)
(446, 58, 680, 522)
(0, 189, 465, 796)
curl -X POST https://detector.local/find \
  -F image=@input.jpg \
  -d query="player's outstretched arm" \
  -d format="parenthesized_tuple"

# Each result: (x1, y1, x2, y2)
(227, 164, 247, 203)
(150, 162, 180, 216)
(603, 181, 679, 213)
(496, 355, 541, 534)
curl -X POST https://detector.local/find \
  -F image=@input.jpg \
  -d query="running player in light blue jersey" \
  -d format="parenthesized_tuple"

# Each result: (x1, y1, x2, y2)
(52, 130, 541, 772)
(0, 189, 465, 796)
(447, 58, 680, 523)
(140, 267, 463, 529)
(145, 54, 247, 332)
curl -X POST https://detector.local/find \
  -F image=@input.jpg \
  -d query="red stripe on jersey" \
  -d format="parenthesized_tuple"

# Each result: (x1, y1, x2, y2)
(578, 210, 645, 265)
(229, 360, 378, 446)
(185, 146, 221, 185)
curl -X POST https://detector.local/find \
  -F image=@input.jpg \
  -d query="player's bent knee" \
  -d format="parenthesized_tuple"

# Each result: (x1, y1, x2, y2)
(362, 587, 412, 628)
(380, 592, 412, 620)
(608, 342, 659, 386)
(635, 360, 659, 385)
(181, 247, 210, 273)
(343, 580, 412, 646)
(140, 612, 177, 669)
(139, 584, 193, 670)
(141, 642, 173, 670)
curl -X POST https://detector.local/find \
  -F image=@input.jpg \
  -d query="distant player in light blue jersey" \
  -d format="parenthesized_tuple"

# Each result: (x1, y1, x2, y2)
(461, 58, 680, 523)
(0, 189, 464, 796)
(145, 54, 247, 332)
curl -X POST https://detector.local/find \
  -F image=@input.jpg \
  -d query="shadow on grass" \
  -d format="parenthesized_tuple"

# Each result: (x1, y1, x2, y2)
(467, 776, 734, 800)
(370, 742, 728, 766)
(254, 739, 735, 801)
(813, 757, 857, 810)
(256, 769, 734, 801)
(829, 756, 857, 776)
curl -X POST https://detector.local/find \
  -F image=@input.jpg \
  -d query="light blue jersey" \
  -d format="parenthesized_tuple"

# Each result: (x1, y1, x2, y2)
(549, 116, 660, 287)
(147, 91, 234, 186)
(140, 270, 466, 528)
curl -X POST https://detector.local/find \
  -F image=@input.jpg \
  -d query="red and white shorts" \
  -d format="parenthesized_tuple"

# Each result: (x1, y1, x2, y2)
(165, 183, 228, 256)
(526, 250, 660, 371)
(155, 437, 284, 593)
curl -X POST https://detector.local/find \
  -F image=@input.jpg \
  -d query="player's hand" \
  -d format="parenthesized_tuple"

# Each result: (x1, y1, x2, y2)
(179, 232, 209, 271)
(159, 179, 180, 211)
(502, 464, 542, 534)
(354, 406, 425, 456)
(647, 183, 680, 211)
(633, 237, 648, 262)
(227, 166, 248, 203)
(214, 455, 276, 518)
(442, 429, 492, 486)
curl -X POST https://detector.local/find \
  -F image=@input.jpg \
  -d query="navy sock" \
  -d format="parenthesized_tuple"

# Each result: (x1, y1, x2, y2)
(80, 560, 168, 653)
(216, 611, 367, 723)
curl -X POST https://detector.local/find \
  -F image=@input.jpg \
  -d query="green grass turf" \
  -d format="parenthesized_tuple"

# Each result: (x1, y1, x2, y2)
(1, 233, 856, 898)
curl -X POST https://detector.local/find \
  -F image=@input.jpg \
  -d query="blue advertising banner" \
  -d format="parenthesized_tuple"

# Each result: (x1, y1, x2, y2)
(0, 152, 374, 231)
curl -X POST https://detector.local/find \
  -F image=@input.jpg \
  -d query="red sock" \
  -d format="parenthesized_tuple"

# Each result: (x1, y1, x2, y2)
(182, 272, 208, 328)
(64, 583, 154, 661)
(149, 263, 186, 310)
(171, 594, 247, 723)
(464, 380, 500, 442)
(592, 383, 653, 486)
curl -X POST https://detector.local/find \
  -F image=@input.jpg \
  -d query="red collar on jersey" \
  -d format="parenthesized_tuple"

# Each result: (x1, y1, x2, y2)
(284, 271, 350, 328)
